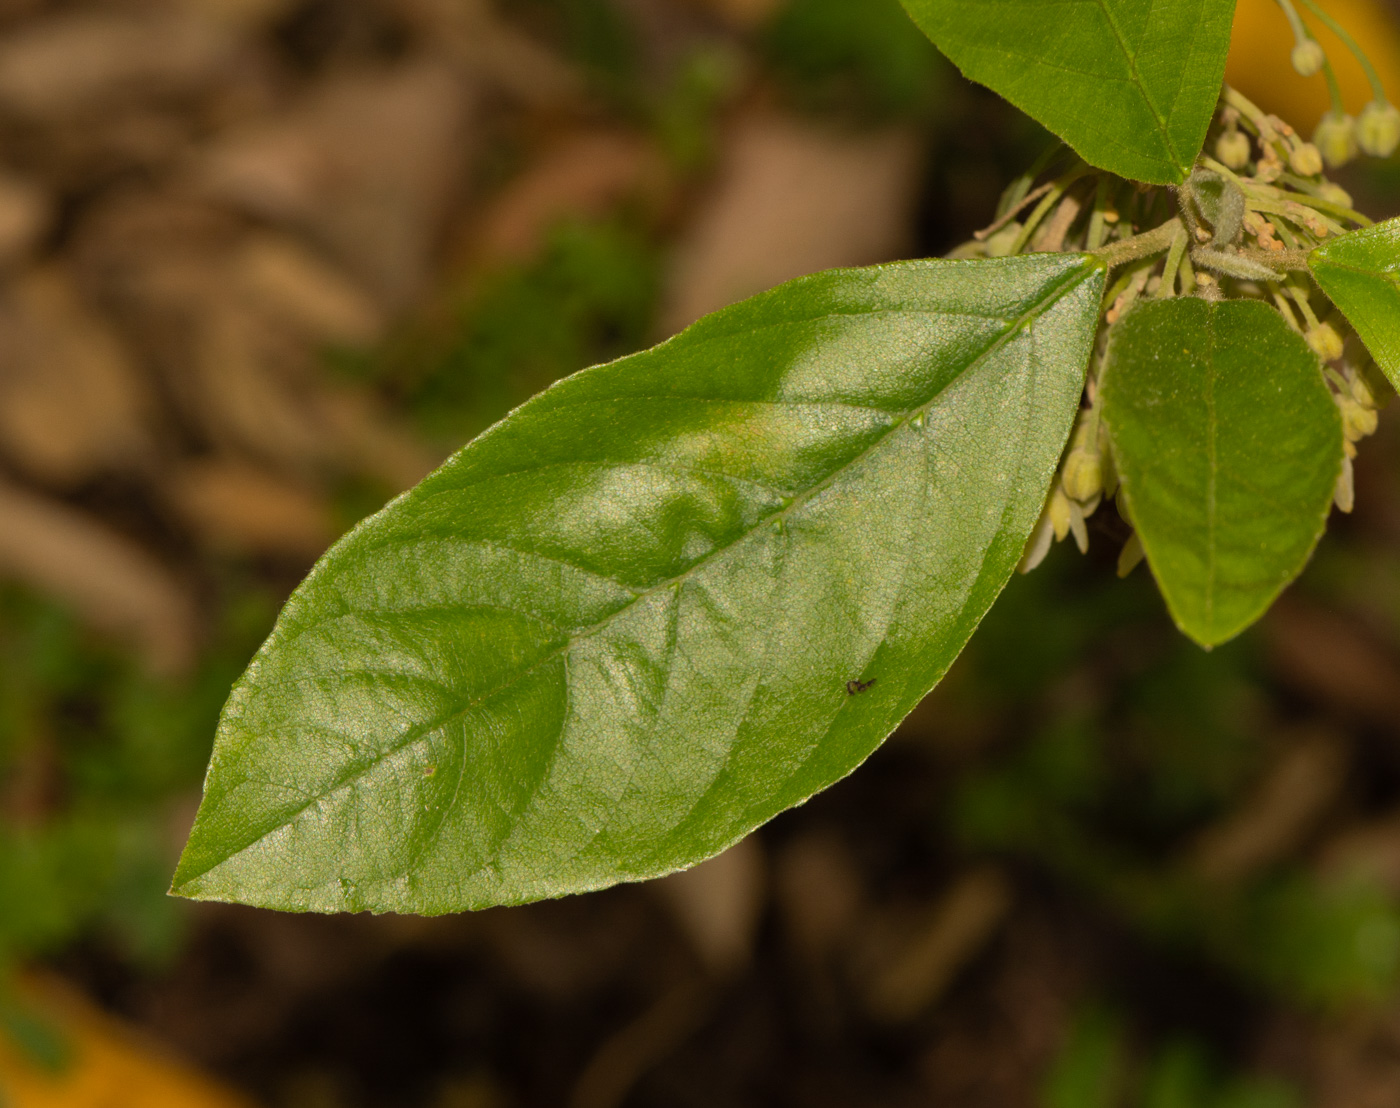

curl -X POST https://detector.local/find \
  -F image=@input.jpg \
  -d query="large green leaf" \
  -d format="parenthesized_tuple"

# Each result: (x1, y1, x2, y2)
(1309, 218, 1400, 389)
(1102, 298, 1342, 648)
(898, 0, 1236, 185)
(172, 255, 1105, 915)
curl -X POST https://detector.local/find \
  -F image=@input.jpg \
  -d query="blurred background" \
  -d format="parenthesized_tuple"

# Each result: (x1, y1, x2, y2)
(3, 0, 1400, 1105)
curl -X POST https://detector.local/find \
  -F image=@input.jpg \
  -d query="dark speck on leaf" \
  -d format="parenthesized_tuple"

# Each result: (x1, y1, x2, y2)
(846, 678, 876, 695)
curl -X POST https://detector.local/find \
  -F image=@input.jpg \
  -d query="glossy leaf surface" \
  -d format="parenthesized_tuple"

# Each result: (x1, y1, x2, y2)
(898, 0, 1236, 184)
(1310, 218, 1400, 388)
(1102, 298, 1342, 648)
(173, 255, 1105, 914)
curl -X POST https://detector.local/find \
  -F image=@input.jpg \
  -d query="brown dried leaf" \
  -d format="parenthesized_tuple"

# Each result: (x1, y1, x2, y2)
(164, 460, 335, 559)
(393, 0, 582, 106)
(860, 869, 1013, 1023)
(687, 0, 784, 29)
(0, 478, 195, 674)
(0, 266, 154, 485)
(653, 836, 766, 977)
(232, 234, 384, 347)
(193, 301, 334, 474)
(476, 130, 665, 262)
(1265, 596, 1400, 725)
(199, 63, 474, 309)
(0, 11, 237, 120)
(774, 832, 865, 963)
(0, 172, 50, 268)
(1189, 728, 1349, 884)
(663, 111, 922, 332)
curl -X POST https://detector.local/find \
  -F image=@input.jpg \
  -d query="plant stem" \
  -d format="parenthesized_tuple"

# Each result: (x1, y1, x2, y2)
(1086, 176, 1114, 251)
(1296, 0, 1389, 102)
(1274, 0, 1312, 47)
(1288, 280, 1322, 328)
(1157, 224, 1188, 297)
(1272, 286, 1302, 330)
(1320, 55, 1347, 115)
(1008, 167, 1090, 255)
(1096, 218, 1181, 268)
(1224, 86, 1281, 143)
(977, 180, 1056, 241)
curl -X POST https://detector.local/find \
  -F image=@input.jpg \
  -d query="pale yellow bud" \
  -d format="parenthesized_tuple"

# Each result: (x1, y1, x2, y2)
(1335, 455, 1355, 513)
(1314, 111, 1358, 168)
(1339, 396, 1379, 441)
(1357, 100, 1400, 158)
(1062, 450, 1103, 502)
(985, 223, 1022, 258)
(1048, 486, 1072, 542)
(1349, 372, 1376, 409)
(1289, 142, 1323, 176)
(1306, 323, 1344, 362)
(1215, 129, 1252, 170)
(1292, 39, 1327, 77)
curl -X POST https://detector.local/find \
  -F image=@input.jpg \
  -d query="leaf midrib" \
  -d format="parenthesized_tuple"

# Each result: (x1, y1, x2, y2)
(177, 260, 1100, 891)
(1093, 0, 1184, 174)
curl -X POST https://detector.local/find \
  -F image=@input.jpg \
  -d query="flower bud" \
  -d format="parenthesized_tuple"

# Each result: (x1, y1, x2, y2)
(985, 223, 1022, 258)
(1335, 456, 1355, 513)
(1307, 323, 1345, 362)
(1357, 100, 1400, 158)
(1318, 182, 1354, 209)
(1048, 486, 1072, 542)
(1350, 372, 1376, 409)
(1117, 532, 1145, 578)
(1314, 111, 1358, 168)
(1289, 141, 1324, 176)
(1339, 396, 1379, 441)
(1215, 129, 1252, 170)
(1292, 39, 1327, 77)
(1062, 450, 1103, 502)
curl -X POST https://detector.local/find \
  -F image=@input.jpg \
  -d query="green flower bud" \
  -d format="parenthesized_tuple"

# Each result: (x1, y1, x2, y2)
(1357, 100, 1400, 158)
(1307, 322, 1345, 362)
(1062, 450, 1103, 502)
(1289, 141, 1323, 176)
(1292, 39, 1327, 77)
(1314, 111, 1358, 168)
(1215, 129, 1252, 170)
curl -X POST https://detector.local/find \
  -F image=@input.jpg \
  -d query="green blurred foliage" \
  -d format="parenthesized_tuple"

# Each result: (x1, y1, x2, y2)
(0, 585, 274, 972)
(535, 0, 640, 102)
(1044, 1010, 1302, 1108)
(949, 552, 1400, 1011)
(1043, 1006, 1128, 1108)
(378, 219, 661, 445)
(763, 0, 946, 118)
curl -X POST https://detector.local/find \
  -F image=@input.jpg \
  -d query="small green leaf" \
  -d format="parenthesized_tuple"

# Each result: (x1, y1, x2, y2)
(1188, 168, 1245, 245)
(898, 0, 1236, 184)
(173, 255, 1105, 914)
(1310, 218, 1400, 388)
(1102, 298, 1342, 648)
